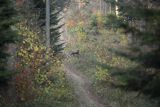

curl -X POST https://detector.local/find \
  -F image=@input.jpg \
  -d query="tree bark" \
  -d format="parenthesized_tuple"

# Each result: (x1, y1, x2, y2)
(46, 0, 50, 48)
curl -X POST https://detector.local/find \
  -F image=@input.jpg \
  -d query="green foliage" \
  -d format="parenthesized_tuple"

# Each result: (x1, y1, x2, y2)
(68, 20, 87, 41)
(95, 66, 110, 82)
(59, 0, 160, 106)
(89, 12, 106, 31)
(50, 1, 64, 54)
(0, 0, 17, 82)
(12, 22, 77, 106)
(103, 0, 160, 97)
(89, 14, 99, 35)
(28, 0, 64, 54)
(15, 22, 50, 102)
(105, 0, 116, 4)
(104, 14, 127, 29)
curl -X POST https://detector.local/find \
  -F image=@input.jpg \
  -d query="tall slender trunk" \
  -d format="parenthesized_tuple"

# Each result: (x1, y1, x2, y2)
(109, 3, 112, 14)
(46, 0, 50, 48)
(100, 0, 102, 13)
(104, 2, 107, 15)
(115, 0, 119, 17)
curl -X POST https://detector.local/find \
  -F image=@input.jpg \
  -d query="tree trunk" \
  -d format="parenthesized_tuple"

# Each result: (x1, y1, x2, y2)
(115, 0, 119, 17)
(46, 0, 50, 48)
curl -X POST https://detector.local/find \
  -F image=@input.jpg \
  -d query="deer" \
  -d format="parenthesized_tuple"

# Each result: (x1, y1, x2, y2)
(70, 50, 80, 56)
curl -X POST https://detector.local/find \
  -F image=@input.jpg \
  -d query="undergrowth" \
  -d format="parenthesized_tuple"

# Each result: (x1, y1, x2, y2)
(66, 29, 159, 107)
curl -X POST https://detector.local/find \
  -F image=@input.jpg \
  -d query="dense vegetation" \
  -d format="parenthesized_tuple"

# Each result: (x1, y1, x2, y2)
(0, 0, 159, 107)
(65, 0, 160, 106)
(0, 0, 17, 83)
(104, 0, 160, 97)
(0, 0, 78, 107)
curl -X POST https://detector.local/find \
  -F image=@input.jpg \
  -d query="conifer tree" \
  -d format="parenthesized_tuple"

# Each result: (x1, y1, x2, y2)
(34, 0, 64, 54)
(105, 0, 160, 97)
(0, 0, 17, 83)
(105, 0, 160, 68)
(50, 0, 64, 54)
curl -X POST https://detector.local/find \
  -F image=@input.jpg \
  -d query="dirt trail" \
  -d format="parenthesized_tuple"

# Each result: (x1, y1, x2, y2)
(64, 64, 105, 107)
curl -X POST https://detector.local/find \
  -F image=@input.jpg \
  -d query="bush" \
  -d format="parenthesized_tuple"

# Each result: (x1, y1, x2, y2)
(95, 66, 110, 82)
(9, 22, 78, 106)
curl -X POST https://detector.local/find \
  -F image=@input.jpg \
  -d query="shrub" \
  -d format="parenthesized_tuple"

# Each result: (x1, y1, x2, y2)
(95, 66, 110, 82)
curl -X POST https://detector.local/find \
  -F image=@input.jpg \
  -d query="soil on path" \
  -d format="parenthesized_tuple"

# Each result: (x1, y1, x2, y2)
(64, 63, 105, 107)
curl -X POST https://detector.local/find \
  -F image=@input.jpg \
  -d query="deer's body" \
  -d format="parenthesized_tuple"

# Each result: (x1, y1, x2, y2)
(71, 50, 80, 56)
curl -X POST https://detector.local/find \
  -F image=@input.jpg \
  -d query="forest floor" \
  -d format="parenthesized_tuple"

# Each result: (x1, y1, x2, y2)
(62, 29, 158, 107)
(64, 62, 106, 107)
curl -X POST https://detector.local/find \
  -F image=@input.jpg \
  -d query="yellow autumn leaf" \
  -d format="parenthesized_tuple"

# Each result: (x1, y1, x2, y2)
(34, 46, 39, 52)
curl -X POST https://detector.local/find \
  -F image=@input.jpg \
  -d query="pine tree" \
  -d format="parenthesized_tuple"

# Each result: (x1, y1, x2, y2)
(17, 0, 63, 54)
(0, 0, 17, 83)
(105, 0, 160, 97)
(50, 0, 64, 54)
(34, 0, 64, 54)
(106, 0, 160, 68)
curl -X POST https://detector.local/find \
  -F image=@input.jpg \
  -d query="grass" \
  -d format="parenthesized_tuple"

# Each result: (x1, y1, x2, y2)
(65, 29, 159, 107)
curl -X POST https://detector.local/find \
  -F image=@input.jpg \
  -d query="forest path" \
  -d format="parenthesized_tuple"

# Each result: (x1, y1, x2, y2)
(64, 63, 105, 107)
